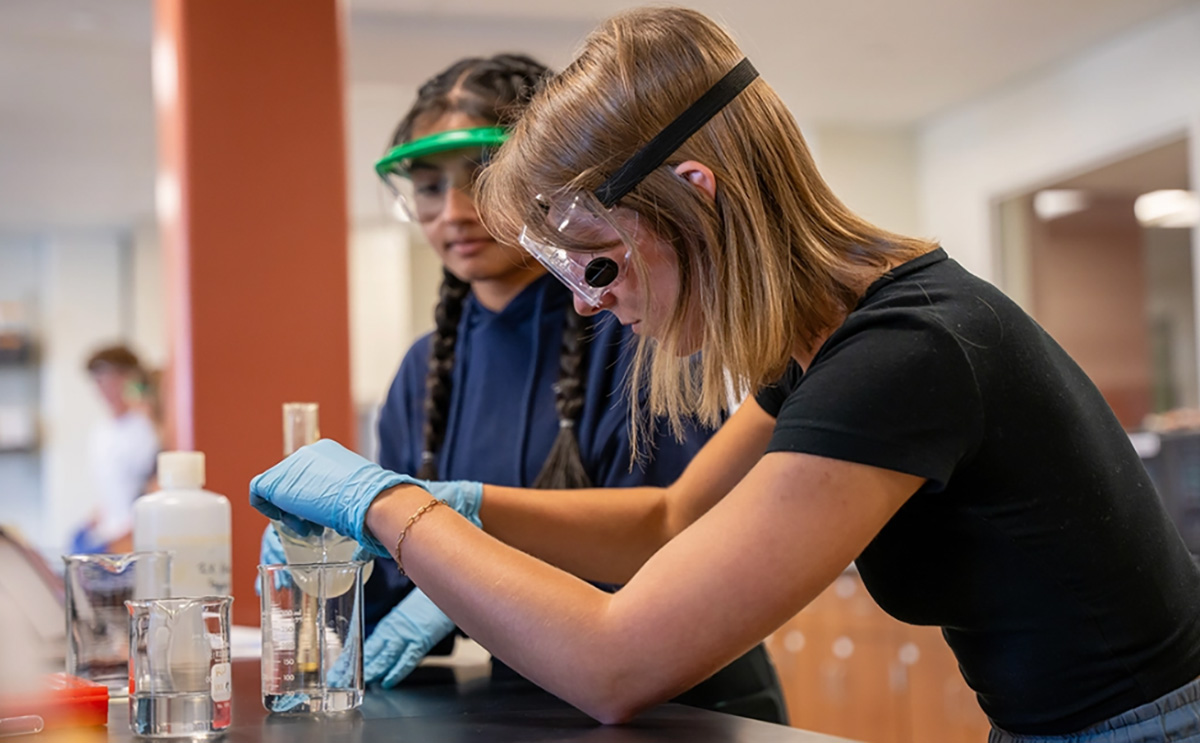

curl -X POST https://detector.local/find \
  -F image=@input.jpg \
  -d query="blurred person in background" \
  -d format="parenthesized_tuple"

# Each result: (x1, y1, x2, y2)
(258, 53, 787, 722)
(71, 344, 160, 554)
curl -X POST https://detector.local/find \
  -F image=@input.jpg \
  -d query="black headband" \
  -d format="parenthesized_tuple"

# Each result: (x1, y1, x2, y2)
(593, 58, 759, 208)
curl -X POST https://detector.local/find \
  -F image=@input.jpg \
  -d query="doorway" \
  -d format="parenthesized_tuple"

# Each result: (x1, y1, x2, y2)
(996, 136, 1195, 430)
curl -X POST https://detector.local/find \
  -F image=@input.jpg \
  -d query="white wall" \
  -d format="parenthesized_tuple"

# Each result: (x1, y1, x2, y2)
(347, 83, 415, 224)
(131, 222, 166, 371)
(918, 3, 1200, 281)
(813, 126, 921, 237)
(349, 225, 411, 408)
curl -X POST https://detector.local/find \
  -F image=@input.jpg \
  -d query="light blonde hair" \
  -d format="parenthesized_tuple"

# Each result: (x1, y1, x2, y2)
(478, 6, 937, 453)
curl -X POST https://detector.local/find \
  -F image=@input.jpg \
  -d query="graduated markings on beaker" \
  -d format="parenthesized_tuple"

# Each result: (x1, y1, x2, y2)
(211, 661, 232, 704)
(276, 659, 296, 684)
(269, 608, 299, 651)
(210, 633, 232, 703)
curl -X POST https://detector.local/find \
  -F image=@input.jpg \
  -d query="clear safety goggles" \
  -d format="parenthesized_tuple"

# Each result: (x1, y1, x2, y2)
(516, 58, 759, 309)
(374, 126, 508, 223)
(518, 192, 634, 308)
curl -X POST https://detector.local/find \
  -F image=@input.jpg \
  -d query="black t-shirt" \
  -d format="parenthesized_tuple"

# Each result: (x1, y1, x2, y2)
(755, 248, 1200, 735)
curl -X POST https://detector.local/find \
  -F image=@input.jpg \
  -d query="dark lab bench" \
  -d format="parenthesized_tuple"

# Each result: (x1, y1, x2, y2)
(84, 659, 859, 743)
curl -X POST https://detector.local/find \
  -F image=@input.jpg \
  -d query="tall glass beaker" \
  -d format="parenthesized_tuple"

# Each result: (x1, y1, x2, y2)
(258, 561, 364, 714)
(63, 551, 171, 694)
(126, 596, 233, 738)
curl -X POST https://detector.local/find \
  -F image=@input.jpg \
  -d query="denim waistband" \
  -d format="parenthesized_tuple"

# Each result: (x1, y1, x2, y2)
(989, 676, 1200, 743)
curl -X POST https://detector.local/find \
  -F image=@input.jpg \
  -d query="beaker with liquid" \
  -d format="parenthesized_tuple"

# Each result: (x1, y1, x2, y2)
(258, 561, 364, 714)
(63, 551, 171, 694)
(125, 596, 233, 738)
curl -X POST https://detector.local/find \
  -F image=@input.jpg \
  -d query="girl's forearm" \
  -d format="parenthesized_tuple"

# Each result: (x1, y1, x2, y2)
(365, 484, 651, 722)
(479, 484, 670, 584)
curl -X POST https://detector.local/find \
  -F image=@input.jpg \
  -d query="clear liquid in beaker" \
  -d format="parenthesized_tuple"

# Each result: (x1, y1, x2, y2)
(262, 688, 361, 715)
(132, 690, 231, 738)
(126, 596, 232, 738)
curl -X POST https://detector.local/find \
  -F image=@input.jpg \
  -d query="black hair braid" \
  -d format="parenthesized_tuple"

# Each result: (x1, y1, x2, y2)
(418, 269, 471, 479)
(532, 305, 593, 489)
(389, 53, 552, 147)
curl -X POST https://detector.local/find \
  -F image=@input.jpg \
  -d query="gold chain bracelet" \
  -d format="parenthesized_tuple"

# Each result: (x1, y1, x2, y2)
(395, 497, 447, 576)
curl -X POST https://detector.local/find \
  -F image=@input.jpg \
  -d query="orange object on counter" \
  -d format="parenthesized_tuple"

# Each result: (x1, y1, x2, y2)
(0, 673, 109, 729)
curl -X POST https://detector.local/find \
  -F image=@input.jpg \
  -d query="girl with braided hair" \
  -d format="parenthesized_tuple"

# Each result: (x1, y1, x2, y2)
(359, 53, 786, 721)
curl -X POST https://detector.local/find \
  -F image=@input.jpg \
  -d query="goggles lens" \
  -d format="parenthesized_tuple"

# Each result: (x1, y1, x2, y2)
(584, 257, 620, 287)
(374, 126, 509, 223)
(381, 153, 487, 223)
(517, 193, 632, 308)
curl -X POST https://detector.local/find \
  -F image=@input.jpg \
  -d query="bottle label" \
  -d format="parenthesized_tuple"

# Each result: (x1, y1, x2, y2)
(166, 541, 232, 596)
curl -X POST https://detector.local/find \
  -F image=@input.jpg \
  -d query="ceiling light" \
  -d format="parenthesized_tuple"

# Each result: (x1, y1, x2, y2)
(1033, 190, 1088, 221)
(1134, 190, 1199, 228)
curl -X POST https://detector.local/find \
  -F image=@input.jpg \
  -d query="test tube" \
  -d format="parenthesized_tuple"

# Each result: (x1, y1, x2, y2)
(271, 403, 371, 688)
(277, 402, 323, 686)
(282, 402, 319, 456)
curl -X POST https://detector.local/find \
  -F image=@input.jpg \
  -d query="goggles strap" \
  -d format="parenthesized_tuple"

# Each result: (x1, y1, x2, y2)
(593, 58, 759, 208)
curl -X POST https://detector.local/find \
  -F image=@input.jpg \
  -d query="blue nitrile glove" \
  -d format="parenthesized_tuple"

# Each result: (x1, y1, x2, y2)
(363, 589, 455, 688)
(249, 439, 484, 558)
(255, 524, 288, 595)
(260, 523, 286, 565)
(250, 440, 420, 557)
(425, 480, 483, 529)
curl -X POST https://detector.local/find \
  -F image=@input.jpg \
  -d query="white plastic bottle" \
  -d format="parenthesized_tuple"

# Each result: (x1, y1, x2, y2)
(134, 451, 232, 597)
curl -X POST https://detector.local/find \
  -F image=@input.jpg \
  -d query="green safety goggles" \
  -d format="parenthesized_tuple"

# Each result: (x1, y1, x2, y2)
(374, 126, 509, 222)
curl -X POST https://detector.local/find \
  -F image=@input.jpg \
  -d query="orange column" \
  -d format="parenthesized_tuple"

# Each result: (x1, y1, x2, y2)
(154, 0, 354, 625)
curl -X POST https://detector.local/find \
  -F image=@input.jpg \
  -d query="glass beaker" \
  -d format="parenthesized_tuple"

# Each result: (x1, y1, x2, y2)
(63, 551, 171, 694)
(258, 561, 364, 714)
(125, 596, 233, 738)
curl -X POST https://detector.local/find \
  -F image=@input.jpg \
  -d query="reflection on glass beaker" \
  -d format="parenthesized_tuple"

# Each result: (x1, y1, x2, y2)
(63, 551, 171, 694)
(126, 596, 233, 738)
(258, 561, 364, 714)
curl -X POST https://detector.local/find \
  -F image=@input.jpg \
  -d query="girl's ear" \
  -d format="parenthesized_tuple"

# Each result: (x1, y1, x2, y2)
(674, 160, 717, 201)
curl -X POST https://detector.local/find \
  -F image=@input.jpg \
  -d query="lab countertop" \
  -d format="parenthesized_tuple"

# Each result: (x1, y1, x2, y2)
(55, 659, 860, 743)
